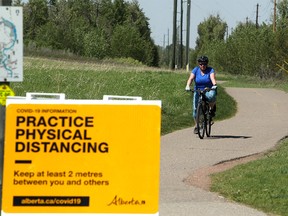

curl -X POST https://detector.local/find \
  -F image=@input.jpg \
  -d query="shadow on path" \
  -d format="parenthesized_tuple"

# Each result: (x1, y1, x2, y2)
(209, 135, 252, 139)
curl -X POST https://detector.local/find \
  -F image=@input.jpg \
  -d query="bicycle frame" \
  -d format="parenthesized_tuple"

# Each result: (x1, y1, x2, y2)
(191, 88, 213, 139)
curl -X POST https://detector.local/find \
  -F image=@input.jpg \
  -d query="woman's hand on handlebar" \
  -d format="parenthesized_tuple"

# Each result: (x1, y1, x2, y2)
(211, 85, 217, 90)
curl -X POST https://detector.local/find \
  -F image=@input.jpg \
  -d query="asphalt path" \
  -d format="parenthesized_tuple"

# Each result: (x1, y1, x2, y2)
(160, 88, 288, 216)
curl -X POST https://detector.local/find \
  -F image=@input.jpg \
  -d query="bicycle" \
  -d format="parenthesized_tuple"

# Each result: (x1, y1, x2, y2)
(189, 88, 215, 139)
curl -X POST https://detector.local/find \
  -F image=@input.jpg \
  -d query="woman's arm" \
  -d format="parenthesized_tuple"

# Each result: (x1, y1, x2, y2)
(186, 73, 195, 86)
(210, 72, 217, 86)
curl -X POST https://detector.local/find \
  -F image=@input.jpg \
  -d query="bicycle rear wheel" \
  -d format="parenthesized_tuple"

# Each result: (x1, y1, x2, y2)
(196, 103, 206, 139)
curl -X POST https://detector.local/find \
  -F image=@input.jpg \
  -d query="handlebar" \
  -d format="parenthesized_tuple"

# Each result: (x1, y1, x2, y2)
(187, 87, 213, 93)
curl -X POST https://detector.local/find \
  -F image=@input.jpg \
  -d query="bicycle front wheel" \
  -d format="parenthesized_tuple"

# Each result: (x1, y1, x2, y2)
(196, 103, 206, 139)
(206, 108, 212, 137)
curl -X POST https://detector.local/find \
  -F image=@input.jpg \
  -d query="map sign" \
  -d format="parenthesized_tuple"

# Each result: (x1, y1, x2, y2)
(0, 7, 23, 82)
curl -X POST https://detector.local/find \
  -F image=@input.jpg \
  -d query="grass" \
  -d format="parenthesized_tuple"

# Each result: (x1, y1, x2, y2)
(10, 56, 288, 215)
(211, 138, 288, 215)
(11, 57, 236, 135)
(219, 73, 288, 92)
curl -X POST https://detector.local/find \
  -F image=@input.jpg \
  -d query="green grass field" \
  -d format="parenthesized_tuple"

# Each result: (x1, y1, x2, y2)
(211, 138, 288, 216)
(11, 57, 235, 135)
(10, 56, 288, 215)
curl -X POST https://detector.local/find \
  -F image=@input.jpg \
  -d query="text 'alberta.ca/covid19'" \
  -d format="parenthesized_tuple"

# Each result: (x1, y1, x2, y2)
(14, 115, 109, 154)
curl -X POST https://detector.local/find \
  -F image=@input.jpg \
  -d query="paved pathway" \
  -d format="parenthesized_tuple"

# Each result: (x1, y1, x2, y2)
(160, 88, 288, 216)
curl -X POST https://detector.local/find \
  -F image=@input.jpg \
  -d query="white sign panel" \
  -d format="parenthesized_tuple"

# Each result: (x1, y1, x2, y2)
(0, 6, 23, 82)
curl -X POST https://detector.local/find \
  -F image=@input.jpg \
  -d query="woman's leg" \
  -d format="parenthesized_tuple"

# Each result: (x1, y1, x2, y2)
(193, 91, 199, 120)
(205, 90, 217, 116)
(193, 92, 199, 133)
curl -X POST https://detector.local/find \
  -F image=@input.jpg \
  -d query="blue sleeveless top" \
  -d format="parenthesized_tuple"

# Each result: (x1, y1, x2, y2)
(192, 66, 214, 90)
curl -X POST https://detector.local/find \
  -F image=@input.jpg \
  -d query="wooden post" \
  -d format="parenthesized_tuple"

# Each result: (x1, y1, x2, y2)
(273, 0, 277, 32)
(185, 0, 191, 71)
(171, 0, 177, 70)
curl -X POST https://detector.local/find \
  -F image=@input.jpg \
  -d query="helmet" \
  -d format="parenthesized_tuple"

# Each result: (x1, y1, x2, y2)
(197, 56, 209, 64)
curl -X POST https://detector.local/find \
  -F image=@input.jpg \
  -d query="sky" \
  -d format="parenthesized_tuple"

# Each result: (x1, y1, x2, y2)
(133, 0, 274, 48)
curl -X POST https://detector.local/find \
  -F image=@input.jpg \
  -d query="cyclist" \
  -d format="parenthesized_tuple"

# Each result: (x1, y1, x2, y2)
(185, 56, 217, 134)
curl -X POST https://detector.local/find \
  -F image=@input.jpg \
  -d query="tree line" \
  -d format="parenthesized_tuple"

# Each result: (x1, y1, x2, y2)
(198, 0, 288, 80)
(14, 0, 159, 67)
(13, 0, 288, 79)
(159, 1, 288, 80)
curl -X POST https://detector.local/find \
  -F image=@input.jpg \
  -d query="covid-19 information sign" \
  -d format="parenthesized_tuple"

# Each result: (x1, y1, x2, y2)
(2, 97, 161, 216)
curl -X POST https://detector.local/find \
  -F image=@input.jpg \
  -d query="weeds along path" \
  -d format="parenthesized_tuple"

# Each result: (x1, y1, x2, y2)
(160, 88, 288, 216)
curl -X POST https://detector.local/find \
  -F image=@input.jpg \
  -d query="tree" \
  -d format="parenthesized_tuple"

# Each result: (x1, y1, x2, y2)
(1, 0, 12, 6)
(111, 24, 146, 61)
(22, 0, 159, 66)
(113, 0, 128, 26)
(83, 28, 110, 59)
(195, 14, 227, 53)
(277, 0, 288, 27)
(23, 0, 49, 41)
(12, 0, 23, 6)
(126, 0, 151, 40)
(96, 0, 114, 34)
(275, 0, 288, 63)
(216, 22, 278, 78)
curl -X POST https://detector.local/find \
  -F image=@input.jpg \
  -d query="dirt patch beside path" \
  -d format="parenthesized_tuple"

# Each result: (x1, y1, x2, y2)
(184, 153, 265, 191)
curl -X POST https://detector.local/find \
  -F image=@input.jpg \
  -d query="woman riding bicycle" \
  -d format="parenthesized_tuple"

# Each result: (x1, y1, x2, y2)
(185, 56, 217, 134)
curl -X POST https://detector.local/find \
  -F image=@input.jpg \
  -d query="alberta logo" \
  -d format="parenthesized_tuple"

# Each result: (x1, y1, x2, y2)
(108, 195, 146, 206)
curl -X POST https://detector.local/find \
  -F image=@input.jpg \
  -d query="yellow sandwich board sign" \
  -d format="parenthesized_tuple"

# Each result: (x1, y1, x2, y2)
(2, 94, 161, 216)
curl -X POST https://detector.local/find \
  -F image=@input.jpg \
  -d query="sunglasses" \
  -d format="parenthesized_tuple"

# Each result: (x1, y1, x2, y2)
(199, 63, 207, 66)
